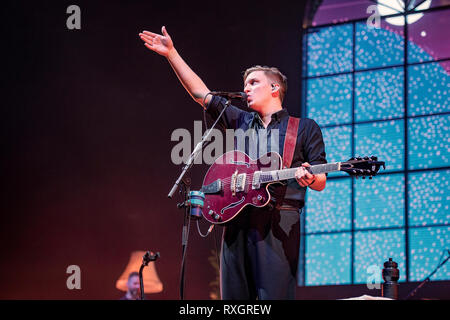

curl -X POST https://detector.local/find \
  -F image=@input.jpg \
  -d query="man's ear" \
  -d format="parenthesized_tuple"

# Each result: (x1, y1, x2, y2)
(271, 83, 279, 92)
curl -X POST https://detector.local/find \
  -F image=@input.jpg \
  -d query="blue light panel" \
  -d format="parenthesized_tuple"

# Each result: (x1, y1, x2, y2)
(305, 233, 352, 286)
(409, 226, 450, 282)
(355, 68, 404, 122)
(408, 114, 449, 170)
(306, 178, 352, 233)
(354, 173, 405, 229)
(408, 63, 450, 117)
(307, 24, 353, 77)
(354, 120, 405, 172)
(306, 74, 353, 126)
(355, 22, 404, 70)
(321, 125, 352, 178)
(303, 8, 450, 286)
(408, 170, 450, 227)
(354, 229, 406, 284)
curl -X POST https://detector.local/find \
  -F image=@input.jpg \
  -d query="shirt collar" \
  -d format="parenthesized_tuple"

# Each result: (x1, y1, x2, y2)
(271, 108, 289, 121)
(249, 108, 289, 127)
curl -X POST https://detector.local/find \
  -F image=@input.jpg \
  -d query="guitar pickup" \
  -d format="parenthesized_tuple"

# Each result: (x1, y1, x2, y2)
(252, 171, 261, 190)
(236, 173, 246, 192)
(201, 180, 222, 194)
(231, 171, 247, 196)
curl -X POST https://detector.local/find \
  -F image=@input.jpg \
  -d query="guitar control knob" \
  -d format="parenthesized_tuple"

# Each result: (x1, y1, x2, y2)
(214, 214, 221, 221)
(208, 210, 214, 216)
(257, 195, 264, 202)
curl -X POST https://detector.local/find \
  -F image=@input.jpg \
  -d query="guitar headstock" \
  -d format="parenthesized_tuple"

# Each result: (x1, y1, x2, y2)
(340, 156, 385, 179)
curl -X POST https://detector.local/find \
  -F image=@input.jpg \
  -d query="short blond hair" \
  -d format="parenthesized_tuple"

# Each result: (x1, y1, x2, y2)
(243, 65, 288, 103)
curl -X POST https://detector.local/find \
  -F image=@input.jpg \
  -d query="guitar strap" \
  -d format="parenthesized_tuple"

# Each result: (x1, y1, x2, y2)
(283, 116, 300, 169)
(275, 116, 300, 209)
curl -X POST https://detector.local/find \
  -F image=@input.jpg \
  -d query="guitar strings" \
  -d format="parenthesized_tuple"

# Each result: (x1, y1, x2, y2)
(218, 170, 290, 184)
(215, 171, 281, 185)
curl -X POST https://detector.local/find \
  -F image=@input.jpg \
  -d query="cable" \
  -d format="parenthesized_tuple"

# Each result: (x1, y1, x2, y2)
(202, 92, 213, 131)
(213, 224, 222, 299)
(404, 248, 450, 300)
(213, 225, 222, 273)
(196, 219, 214, 238)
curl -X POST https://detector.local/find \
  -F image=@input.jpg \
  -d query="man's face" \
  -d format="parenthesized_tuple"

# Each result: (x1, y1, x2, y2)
(127, 275, 140, 296)
(244, 70, 274, 112)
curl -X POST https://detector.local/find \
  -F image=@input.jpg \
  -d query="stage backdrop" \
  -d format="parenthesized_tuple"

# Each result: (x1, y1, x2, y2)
(1, 0, 306, 299)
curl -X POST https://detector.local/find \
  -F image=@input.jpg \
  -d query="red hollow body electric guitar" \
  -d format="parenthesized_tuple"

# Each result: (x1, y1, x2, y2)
(200, 150, 385, 224)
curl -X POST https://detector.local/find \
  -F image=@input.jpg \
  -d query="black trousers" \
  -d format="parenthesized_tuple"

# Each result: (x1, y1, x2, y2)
(220, 206, 301, 300)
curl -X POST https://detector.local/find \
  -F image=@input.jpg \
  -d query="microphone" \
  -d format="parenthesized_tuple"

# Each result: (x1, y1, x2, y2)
(209, 91, 247, 101)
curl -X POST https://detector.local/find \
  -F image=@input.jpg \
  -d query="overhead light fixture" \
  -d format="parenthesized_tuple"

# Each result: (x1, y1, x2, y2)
(377, 0, 432, 26)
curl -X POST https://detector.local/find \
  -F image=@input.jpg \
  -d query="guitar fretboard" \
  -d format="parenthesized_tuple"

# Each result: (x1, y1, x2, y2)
(259, 162, 341, 183)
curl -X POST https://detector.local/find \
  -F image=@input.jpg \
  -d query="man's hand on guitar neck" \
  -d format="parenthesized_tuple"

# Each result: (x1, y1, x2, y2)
(295, 163, 326, 191)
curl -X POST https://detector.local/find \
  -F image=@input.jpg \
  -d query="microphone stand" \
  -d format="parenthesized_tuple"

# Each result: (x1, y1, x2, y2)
(167, 98, 231, 300)
(139, 251, 160, 300)
(177, 175, 191, 301)
(167, 98, 231, 199)
(404, 250, 450, 300)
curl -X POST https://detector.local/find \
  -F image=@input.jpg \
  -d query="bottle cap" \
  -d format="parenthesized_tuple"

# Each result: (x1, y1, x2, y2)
(384, 258, 398, 269)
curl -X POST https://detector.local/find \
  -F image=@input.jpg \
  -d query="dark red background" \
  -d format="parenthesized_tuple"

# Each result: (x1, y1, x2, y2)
(1, 0, 306, 299)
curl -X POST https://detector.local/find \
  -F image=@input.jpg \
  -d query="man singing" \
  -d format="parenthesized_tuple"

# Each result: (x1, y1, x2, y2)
(139, 26, 326, 300)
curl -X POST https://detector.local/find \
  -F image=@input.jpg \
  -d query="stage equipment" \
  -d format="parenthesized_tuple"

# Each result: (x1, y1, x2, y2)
(405, 249, 450, 300)
(116, 250, 163, 297)
(209, 91, 247, 101)
(200, 153, 385, 224)
(382, 258, 399, 299)
(187, 190, 205, 220)
(168, 96, 232, 300)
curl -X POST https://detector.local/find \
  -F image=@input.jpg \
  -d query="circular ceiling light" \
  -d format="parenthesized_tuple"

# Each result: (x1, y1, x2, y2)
(377, 0, 432, 26)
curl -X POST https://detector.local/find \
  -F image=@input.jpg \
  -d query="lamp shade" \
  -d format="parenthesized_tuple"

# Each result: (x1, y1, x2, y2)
(115, 250, 163, 294)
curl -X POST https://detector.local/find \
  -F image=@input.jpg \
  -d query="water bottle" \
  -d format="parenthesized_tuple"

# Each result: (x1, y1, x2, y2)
(382, 258, 399, 299)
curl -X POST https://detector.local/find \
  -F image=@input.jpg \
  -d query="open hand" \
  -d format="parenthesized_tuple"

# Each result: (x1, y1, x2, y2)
(139, 26, 174, 57)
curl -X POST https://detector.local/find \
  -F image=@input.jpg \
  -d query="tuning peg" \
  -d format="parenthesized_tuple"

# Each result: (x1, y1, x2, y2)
(369, 176, 373, 180)
(364, 156, 369, 160)
(362, 176, 366, 179)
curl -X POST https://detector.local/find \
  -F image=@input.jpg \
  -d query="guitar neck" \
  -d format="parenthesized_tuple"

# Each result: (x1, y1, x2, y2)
(259, 162, 341, 184)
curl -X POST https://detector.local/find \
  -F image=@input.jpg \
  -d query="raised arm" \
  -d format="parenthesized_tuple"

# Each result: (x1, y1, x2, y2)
(139, 26, 212, 108)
